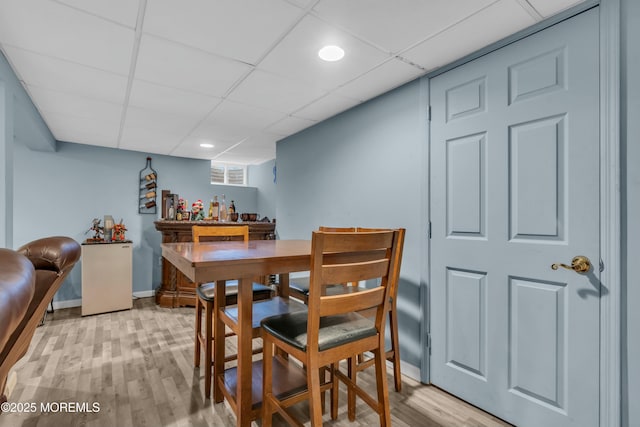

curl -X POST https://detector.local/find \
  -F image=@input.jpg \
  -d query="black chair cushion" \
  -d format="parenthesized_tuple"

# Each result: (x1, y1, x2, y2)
(261, 311, 376, 352)
(196, 281, 273, 305)
(289, 277, 310, 295)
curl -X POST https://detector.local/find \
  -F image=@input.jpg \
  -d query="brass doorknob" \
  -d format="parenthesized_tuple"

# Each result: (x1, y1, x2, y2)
(551, 256, 591, 273)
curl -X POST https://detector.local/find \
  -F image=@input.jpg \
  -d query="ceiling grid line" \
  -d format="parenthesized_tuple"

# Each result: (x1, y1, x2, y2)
(116, 0, 148, 149)
(0, 0, 586, 164)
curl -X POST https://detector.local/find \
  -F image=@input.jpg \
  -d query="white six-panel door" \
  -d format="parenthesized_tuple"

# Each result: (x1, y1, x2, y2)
(429, 9, 600, 427)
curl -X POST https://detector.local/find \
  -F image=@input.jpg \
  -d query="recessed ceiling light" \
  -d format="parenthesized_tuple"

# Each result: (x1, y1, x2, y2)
(318, 45, 344, 62)
(200, 143, 214, 148)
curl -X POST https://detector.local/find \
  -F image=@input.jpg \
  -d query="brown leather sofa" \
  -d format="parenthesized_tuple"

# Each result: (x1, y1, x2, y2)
(0, 236, 81, 405)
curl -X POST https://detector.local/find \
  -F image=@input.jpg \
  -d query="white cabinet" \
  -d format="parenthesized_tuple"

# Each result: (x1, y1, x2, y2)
(81, 242, 133, 316)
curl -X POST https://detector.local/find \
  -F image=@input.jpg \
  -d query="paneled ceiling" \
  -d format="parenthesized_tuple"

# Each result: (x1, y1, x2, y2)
(0, 0, 585, 165)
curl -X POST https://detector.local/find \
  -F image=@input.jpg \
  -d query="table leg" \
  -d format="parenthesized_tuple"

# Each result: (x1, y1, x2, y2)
(213, 280, 225, 403)
(236, 276, 254, 427)
(279, 273, 289, 298)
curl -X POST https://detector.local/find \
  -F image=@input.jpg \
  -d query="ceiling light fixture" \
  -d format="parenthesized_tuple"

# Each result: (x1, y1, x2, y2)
(318, 45, 344, 62)
(200, 143, 214, 148)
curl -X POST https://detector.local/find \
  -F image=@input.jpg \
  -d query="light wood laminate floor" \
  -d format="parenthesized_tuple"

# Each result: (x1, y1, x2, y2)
(0, 298, 512, 427)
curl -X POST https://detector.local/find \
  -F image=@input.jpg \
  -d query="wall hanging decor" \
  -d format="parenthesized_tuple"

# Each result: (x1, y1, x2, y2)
(139, 157, 157, 214)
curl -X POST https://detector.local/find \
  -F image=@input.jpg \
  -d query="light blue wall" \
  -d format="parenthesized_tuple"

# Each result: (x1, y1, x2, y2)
(0, 51, 56, 248)
(12, 141, 259, 303)
(276, 79, 428, 370)
(1, 47, 261, 306)
(248, 159, 277, 225)
(621, 0, 638, 425)
(210, 183, 258, 220)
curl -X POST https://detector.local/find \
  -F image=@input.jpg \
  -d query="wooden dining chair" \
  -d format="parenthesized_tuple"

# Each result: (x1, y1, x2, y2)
(261, 229, 402, 427)
(288, 226, 356, 303)
(192, 225, 273, 399)
(288, 226, 405, 399)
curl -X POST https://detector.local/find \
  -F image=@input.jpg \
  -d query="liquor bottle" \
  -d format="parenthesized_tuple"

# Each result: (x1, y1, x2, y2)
(208, 200, 214, 219)
(229, 200, 236, 214)
(212, 196, 219, 221)
(219, 194, 227, 222)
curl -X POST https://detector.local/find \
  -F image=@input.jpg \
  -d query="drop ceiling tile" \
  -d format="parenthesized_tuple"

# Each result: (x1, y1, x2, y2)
(334, 58, 424, 101)
(134, 35, 252, 98)
(402, 0, 537, 71)
(285, 0, 316, 8)
(143, 0, 303, 64)
(128, 80, 221, 118)
(124, 106, 200, 139)
(526, 0, 585, 17)
(266, 115, 317, 136)
(190, 120, 252, 146)
(214, 150, 275, 166)
(119, 126, 183, 154)
(134, 35, 251, 97)
(0, 0, 134, 74)
(169, 135, 239, 160)
(27, 85, 123, 123)
(258, 14, 390, 90)
(205, 100, 287, 131)
(229, 134, 278, 163)
(55, 0, 140, 28)
(228, 69, 327, 113)
(313, 0, 495, 53)
(293, 92, 361, 121)
(4, 46, 128, 104)
(44, 111, 120, 147)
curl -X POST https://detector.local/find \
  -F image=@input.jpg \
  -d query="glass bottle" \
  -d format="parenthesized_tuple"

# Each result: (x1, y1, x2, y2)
(229, 200, 236, 214)
(219, 194, 227, 222)
(208, 199, 214, 219)
(212, 196, 219, 221)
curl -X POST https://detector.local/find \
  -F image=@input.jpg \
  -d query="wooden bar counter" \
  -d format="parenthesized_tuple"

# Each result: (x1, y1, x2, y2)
(154, 220, 276, 307)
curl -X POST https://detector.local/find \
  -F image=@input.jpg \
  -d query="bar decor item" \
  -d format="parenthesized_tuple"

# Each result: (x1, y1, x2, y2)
(139, 157, 157, 214)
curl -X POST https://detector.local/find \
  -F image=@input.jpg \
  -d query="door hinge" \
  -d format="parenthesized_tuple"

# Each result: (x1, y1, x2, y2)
(428, 105, 432, 121)
(428, 221, 432, 239)
(426, 333, 431, 355)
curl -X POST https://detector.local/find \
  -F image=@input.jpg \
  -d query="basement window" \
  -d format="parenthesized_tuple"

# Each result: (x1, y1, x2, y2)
(211, 162, 246, 186)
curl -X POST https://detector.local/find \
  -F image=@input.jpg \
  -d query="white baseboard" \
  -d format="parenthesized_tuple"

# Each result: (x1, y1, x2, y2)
(52, 298, 81, 310)
(399, 359, 421, 382)
(133, 290, 155, 299)
(52, 290, 156, 310)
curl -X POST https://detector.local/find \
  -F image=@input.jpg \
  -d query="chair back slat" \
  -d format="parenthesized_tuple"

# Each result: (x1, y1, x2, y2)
(319, 231, 394, 254)
(192, 225, 249, 243)
(323, 259, 390, 285)
(319, 287, 386, 317)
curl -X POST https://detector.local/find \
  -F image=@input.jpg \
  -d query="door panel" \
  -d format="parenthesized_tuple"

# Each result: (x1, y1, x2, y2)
(430, 9, 599, 427)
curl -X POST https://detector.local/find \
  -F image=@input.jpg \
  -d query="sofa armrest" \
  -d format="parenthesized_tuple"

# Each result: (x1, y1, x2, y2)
(17, 236, 81, 274)
(0, 248, 35, 402)
(0, 249, 35, 354)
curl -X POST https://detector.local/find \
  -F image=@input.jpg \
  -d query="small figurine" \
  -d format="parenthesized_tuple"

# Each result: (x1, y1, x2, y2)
(191, 199, 205, 221)
(177, 198, 187, 213)
(85, 218, 104, 242)
(113, 219, 127, 241)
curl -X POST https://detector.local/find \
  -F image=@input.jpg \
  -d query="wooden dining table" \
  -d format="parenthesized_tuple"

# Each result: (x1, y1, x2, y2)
(161, 239, 312, 427)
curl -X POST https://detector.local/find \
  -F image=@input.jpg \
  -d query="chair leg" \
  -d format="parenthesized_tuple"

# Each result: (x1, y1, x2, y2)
(330, 363, 338, 420)
(373, 347, 391, 427)
(194, 296, 202, 367)
(204, 299, 213, 399)
(262, 335, 274, 427)
(307, 362, 324, 427)
(389, 307, 402, 392)
(347, 356, 357, 421)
